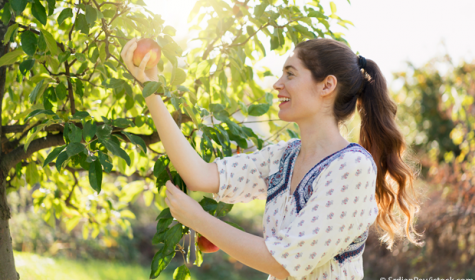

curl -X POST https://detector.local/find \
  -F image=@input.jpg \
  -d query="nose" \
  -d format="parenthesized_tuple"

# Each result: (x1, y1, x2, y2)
(273, 76, 284, 91)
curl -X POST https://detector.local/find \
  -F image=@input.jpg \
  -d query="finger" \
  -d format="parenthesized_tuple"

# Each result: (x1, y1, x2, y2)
(138, 51, 152, 72)
(124, 41, 138, 69)
(120, 37, 137, 59)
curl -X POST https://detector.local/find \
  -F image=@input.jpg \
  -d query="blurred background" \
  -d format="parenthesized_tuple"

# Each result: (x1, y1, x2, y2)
(9, 0, 475, 279)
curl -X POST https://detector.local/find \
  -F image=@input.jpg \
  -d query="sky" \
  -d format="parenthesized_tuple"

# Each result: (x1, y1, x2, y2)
(143, 0, 475, 90)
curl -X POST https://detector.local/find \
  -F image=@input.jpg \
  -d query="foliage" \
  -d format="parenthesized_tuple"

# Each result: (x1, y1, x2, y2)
(0, 0, 349, 277)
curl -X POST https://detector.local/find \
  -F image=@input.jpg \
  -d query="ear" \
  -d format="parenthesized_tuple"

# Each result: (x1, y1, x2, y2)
(321, 75, 337, 97)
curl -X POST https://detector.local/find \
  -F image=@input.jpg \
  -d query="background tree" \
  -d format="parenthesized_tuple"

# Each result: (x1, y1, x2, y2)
(0, 0, 350, 279)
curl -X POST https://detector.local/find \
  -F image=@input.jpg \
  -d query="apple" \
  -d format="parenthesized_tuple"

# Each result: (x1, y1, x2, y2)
(197, 233, 219, 253)
(132, 38, 162, 70)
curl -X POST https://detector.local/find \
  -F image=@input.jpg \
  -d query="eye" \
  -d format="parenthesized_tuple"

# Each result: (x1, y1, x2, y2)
(286, 72, 294, 77)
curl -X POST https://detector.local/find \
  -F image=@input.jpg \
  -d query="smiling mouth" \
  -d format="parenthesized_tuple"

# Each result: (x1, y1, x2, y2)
(277, 97, 290, 105)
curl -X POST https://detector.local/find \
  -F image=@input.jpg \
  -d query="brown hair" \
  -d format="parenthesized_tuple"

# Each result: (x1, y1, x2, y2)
(295, 38, 424, 250)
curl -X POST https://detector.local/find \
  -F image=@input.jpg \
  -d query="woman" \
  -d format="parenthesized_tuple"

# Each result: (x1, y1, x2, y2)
(120, 38, 423, 280)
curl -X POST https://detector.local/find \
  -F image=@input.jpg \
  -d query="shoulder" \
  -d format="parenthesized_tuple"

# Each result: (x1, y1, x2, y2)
(326, 143, 377, 175)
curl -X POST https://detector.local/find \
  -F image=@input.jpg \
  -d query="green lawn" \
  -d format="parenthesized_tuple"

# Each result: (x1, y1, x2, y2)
(14, 250, 164, 280)
(13, 250, 268, 280)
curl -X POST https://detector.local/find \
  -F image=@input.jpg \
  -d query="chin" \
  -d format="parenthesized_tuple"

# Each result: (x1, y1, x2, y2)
(278, 110, 295, 122)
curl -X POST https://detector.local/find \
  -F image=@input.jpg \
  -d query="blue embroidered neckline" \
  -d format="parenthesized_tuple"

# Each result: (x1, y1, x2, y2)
(266, 139, 374, 214)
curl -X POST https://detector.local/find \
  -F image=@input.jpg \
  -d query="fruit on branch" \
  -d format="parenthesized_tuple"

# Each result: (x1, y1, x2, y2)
(232, 1, 248, 17)
(132, 38, 162, 70)
(197, 233, 220, 253)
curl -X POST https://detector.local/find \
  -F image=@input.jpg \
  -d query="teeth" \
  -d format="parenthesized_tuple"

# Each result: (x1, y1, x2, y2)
(278, 97, 291, 102)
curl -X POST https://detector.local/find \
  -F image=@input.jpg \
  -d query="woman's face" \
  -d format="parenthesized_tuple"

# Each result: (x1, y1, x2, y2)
(273, 49, 332, 123)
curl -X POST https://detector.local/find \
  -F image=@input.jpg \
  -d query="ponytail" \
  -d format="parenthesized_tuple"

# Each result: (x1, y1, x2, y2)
(295, 38, 424, 250)
(358, 59, 424, 249)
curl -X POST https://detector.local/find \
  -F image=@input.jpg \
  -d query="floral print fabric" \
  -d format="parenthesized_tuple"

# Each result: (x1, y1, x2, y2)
(213, 138, 378, 280)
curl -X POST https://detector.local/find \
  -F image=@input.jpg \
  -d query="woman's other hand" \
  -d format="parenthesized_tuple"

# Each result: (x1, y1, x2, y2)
(120, 37, 159, 84)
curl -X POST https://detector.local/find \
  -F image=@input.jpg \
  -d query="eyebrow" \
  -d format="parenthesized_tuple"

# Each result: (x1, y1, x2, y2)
(282, 65, 298, 71)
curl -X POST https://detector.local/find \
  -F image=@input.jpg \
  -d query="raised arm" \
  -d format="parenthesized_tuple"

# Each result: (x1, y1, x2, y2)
(120, 38, 219, 193)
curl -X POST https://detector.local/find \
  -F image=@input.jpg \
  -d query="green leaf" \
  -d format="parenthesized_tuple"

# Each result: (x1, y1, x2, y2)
(55, 83, 67, 100)
(248, 103, 270, 116)
(75, 14, 89, 34)
(150, 246, 175, 279)
(37, 32, 47, 51)
(95, 124, 112, 139)
(196, 60, 212, 78)
(153, 155, 170, 178)
(330, 1, 337, 14)
(68, 124, 83, 143)
(55, 151, 69, 172)
(3, 23, 18, 46)
(85, 5, 97, 24)
(199, 196, 218, 214)
(152, 230, 167, 244)
(58, 50, 70, 64)
(98, 151, 113, 173)
(113, 118, 135, 128)
(20, 59, 35, 75)
(89, 159, 102, 193)
(163, 224, 183, 255)
(83, 120, 97, 142)
(100, 138, 131, 166)
(11, 0, 28, 14)
(43, 145, 66, 167)
(29, 79, 46, 104)
(40, 28, 58, 56)
(71, 110, 90, 119)
(287, 128, 299, 139)
(24, 109, 56, 122)
(57, 8, 73, 26)
(102, 78, 125, 88)
(155, 208, 172, 221)
(170, 68, 186, 86)
(156, 217, 173, 233)
(0, 48, 24, 67)
(162, 25, 176, 36)
(173, 265, 191, 280)
(215, 202, 233, 217)
(76, 79, 84, 98)
(21, 30, 38, 56)
(46, 0, 56, 16)
(142, 81, 161, 98)
(66, 142, 86, 157)
(265, 92, 274, 105)
(121, 131, 147, 153)
(31, 0, 47, 26)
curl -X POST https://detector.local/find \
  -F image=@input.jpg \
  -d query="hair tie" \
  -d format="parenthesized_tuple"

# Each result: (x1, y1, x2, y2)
(358, 55, 367, 70)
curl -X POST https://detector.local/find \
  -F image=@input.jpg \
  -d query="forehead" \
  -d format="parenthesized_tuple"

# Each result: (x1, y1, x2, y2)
(282, 50, 303, 70)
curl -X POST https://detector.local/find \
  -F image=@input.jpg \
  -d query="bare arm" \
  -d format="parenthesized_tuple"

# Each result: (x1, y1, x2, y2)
(144, 93, 220, 193)
(120, 38, 219, 193)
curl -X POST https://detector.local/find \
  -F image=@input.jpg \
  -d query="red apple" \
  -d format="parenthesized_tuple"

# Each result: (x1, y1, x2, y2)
(197, 234, 219, 253)
(132, 38, 162, 70)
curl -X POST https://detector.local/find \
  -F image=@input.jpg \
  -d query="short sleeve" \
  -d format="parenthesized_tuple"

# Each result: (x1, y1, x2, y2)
(212, 139, 290, 204)
(264, 151, 378, 278)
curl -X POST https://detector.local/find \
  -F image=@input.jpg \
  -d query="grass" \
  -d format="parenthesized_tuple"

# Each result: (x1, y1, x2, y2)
(14, 250, 163, 280)
(13, 250, 269, 280)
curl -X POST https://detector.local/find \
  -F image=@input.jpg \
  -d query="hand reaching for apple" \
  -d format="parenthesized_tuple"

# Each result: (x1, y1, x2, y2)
(120, 37, 161, 84)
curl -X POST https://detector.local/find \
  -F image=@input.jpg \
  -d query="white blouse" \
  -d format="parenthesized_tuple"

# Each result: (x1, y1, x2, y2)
(213, 138, 378, 280)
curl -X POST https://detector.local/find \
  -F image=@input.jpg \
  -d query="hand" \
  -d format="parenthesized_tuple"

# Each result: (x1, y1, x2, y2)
(120, 37, 159, 84)
(164, 180, 205, 229)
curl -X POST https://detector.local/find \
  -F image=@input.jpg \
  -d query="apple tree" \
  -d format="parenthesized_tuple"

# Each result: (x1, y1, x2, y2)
(0, 0, 350, 278)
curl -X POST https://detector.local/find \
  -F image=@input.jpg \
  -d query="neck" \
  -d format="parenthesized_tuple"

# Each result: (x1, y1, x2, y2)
(296, 115, 350, 161)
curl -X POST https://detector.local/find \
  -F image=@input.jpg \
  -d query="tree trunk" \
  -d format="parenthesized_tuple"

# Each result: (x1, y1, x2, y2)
(0, 178, 18, 280)
(0, 0, 18, 278)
